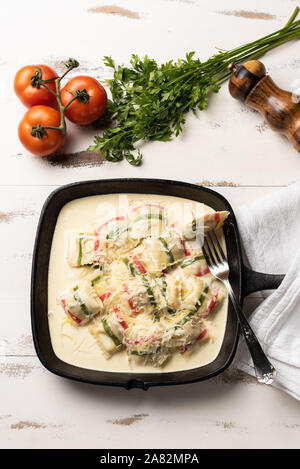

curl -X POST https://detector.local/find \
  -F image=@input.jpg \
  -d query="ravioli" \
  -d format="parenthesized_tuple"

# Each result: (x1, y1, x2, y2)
(67, 232, 101, 267)
(183, 210, 229, 240)
(128, 202, 167, 239)
(131, 231, 186, 275)
(58, 202, 228, 367)
(60, 280, 103, 326)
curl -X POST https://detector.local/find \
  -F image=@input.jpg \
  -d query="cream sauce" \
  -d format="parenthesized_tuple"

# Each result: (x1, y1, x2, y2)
(48, 193, 228, 373)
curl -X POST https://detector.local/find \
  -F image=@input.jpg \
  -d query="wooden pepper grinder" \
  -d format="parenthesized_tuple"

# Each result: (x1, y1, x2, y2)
(228, 60, 300, 151)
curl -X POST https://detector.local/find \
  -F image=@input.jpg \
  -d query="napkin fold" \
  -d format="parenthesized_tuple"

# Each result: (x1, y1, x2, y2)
(234, 182, 300, 400)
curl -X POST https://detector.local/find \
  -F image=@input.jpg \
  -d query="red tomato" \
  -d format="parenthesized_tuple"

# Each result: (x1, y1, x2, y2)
(14, 65, 58, 108)
(60, 76, 107, 125)
(18, 105, 66, 156)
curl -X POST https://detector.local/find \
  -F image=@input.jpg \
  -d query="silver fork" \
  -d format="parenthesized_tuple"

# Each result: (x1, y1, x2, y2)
(202, 230, 276, 385)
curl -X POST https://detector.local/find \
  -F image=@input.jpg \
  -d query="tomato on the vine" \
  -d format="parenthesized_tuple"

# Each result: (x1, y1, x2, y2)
(14, 64, 58, 108)
(18, 105, 66, 156)
(60, 76, 107, 125)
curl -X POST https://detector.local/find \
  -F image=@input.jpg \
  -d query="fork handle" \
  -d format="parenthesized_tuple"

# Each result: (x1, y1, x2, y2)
(223, 279, 276, 384)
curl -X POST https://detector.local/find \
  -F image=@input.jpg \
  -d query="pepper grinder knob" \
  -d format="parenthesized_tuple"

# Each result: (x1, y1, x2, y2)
(228, 60, 300, 152)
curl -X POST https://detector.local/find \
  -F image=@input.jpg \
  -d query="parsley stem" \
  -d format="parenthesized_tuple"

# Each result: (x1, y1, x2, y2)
(284, 6, 299, 28)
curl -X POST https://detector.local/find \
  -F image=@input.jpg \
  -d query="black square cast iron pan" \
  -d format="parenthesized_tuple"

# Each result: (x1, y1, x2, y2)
(31, 179, 284, 390)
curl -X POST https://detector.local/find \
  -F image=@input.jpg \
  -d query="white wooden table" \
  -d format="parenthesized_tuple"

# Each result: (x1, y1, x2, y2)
(1, 0, 300, 449)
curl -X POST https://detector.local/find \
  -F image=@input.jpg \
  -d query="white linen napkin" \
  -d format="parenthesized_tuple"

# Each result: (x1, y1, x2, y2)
(233, 182, 300, 400)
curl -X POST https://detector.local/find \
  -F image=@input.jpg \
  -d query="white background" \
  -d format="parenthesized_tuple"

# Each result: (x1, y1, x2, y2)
(0, 0, 299, 449)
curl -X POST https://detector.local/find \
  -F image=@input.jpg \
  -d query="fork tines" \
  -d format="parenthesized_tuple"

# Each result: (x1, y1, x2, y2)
(202, 230, 226, 267)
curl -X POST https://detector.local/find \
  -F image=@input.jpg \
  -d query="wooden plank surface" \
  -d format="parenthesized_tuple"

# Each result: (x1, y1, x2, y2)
(1, 0, 300, 449)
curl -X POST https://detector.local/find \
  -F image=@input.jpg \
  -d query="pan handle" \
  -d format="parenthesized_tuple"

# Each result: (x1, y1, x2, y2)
(242, 265, 285, 297)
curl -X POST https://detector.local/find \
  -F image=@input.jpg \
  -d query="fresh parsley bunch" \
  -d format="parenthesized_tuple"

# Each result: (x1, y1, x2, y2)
(89, 8, 300, 165)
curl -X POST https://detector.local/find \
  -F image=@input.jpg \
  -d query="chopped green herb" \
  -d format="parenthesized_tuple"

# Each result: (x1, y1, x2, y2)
(106, 225, 131, 240)
(73, 286, 93, 316)
(102, 318, 122, 346)
(91, 275, 102, 287)
(130, 347, 161, 356)
(141, 276, 156, 306)
(177, 285, 209, 326)
(77, 233, 84, 266)
(180, 255, 204, 268)
(132, 213, 164, 223)
(194, 285, 209, 312)
(191, 219, 197, 233)
(159, 237, 174, 264)
(161, 277, 167, 297)
(122, 257, 136, 276)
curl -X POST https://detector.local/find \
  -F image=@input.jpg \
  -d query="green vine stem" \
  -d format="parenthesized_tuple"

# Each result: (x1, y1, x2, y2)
(30, 58, 84, 138)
